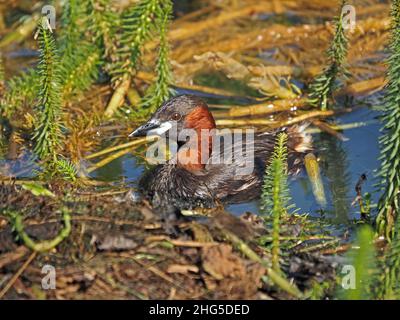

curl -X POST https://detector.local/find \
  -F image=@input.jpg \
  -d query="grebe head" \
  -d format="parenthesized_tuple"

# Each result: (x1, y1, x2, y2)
(129, 95, 216, 137)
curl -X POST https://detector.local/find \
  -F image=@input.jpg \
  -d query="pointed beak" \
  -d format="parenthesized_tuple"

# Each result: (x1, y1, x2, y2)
(129, 120, 160, 137)
(129, 120, 172, 137)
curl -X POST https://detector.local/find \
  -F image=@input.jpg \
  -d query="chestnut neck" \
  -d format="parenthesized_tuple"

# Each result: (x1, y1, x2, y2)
(177, 105, 216, 171)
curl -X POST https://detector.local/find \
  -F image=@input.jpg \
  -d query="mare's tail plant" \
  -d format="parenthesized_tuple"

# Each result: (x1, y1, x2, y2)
(308, 0, 349, 110)
(59, 0, 101, 100)
(0, 66, 38, 119)
(32, 18, 63, 161)
(376, 0, 400, 239)
(260, 132, 293, 273)
(105, 0, 174, 118)
(87, 0, 119, 71)
(139, 0, 175, 116)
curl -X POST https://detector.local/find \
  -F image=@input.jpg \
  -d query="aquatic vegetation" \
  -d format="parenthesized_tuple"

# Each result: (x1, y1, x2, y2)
(261, 132, 293, 273)
(0, 70, 38, 118)
(59, 0, 102, 100)
(139, 0, 175, 117)
(32, 18, 63, 160)
(54, 157, 78, 182)
(376, 0, 400, 239)
(105, 0, 174, 117)
(86, 0, 119, 58)
(308, 0, 349, 110)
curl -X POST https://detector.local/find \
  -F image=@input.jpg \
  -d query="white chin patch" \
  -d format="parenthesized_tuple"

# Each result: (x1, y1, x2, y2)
(147, 121, 172, 135)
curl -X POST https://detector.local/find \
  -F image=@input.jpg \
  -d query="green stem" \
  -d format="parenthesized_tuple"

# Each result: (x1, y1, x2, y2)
(12, 208, 72, 253)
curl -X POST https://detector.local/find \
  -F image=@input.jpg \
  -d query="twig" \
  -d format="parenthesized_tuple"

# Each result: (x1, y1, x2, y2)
(145, 236, 218, 247)
(215, 109, 346, 127)
(295, 239, 339, 253)
(216, 118, 276, 126)
(305, 121, 374, 134)
(312, 119, 348, 141)
(84, 137, 152, 160)
(0, 251, 37, 299)
(280, 109, 352, 126)
(87, 146, 138, 173)
(227, 98, 307, 117)
(131, 256, 186, 291)
(341, 76, 386, 96)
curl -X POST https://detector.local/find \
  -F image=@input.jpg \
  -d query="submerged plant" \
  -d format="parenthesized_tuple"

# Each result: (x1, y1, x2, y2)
(59, 0, 101, 100)
(32, 19, 63, 160)
(87, 0, 119, 64)
(260, 132, 293, 272)
(105, 0, 174, 117)
(308, 0, 349, 110)
(139, 0, 175, 116)
(55, 157, 78, 182)
(376, 0, 400, 239)
(0, 69, 38, 118)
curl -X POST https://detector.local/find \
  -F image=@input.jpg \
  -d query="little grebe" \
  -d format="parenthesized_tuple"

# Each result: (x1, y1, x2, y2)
(130, 95, 312, 215)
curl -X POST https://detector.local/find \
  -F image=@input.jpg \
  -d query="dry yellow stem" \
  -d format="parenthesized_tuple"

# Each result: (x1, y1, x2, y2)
(0, 251, 37, 299)
(104, 75, 131, 118)
(87, 147, 134, 173)
(154, 3, 285, 45)
(343, 77, 386, 96)
(280, 110, 337, 126)
(216, 119, 275, 126)
(228, 98, 307, 117)
(85, 137, 151, 160)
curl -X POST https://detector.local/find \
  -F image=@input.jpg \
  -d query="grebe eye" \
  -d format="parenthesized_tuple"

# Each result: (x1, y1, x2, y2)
(171, 113, 181, 121)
